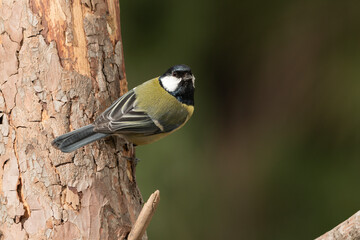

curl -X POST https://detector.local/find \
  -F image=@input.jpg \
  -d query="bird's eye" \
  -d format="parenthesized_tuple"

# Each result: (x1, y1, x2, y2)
(172, 72, 178, 77)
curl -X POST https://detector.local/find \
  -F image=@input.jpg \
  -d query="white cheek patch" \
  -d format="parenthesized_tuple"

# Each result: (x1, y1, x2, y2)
(160, 75, 181, 92)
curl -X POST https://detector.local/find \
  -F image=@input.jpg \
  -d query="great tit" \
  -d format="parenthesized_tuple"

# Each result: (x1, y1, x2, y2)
(52, 64, 195, 153)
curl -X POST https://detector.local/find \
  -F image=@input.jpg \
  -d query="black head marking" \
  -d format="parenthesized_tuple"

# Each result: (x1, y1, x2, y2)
(159, 64, 195, 106)
(170, 80, 195, 106)
(161, 64, 192, 78)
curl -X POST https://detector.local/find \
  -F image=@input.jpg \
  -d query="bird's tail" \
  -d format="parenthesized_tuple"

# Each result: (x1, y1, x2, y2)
(52, 124, 109, 153)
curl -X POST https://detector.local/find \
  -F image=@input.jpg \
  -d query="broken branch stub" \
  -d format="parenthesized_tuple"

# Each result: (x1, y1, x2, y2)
(128, 190, 161, 240)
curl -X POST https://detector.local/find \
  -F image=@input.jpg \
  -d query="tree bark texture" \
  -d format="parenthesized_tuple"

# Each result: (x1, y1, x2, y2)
(0, 0, 145, 239)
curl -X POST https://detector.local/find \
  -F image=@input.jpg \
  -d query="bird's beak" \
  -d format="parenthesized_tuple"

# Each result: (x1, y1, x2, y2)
(183, 73, 193, 81)
(183, 74, 195, 87)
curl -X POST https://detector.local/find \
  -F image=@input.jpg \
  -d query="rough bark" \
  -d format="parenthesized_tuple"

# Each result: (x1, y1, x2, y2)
(0, 0, 145, 239)
(316, 211, 360, 240)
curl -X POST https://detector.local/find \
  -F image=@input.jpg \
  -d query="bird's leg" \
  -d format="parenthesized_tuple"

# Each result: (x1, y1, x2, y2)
(116, 138, 140, 181)
(123, 142, 140, 165)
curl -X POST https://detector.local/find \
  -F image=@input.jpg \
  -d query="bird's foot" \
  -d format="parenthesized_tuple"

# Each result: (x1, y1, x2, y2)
(122, 155, 141, 165)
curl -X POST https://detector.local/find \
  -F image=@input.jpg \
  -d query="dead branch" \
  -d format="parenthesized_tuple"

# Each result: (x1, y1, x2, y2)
(128, 190, 161, 240)
(316, 210, 360, 240)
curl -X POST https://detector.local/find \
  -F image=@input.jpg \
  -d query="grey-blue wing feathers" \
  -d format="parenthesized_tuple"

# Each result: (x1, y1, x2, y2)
(51, 125, 108, 153)
(52, 90, 167, 153)
(93, 90, 162, 135)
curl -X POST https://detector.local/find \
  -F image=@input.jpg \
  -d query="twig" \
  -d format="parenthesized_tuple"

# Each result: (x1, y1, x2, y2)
(316, 210, 360, 240)
(127, 190, 160, 240)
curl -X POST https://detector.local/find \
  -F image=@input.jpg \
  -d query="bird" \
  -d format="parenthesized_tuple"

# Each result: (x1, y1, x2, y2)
(52, 64, 195, 153)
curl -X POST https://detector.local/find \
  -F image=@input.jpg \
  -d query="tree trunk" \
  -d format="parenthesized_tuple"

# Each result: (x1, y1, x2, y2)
(0, 0, 145, 239)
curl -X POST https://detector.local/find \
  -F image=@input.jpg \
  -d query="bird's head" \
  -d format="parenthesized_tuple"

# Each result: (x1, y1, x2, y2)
(159, 64, 195, 93)
(159, 64, 195, 105)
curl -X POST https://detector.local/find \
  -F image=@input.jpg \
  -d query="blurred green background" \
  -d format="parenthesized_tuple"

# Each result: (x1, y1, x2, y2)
(120, 0, 360, 239)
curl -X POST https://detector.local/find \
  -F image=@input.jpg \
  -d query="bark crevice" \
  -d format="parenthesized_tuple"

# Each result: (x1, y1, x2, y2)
(0, 0, 145, 239)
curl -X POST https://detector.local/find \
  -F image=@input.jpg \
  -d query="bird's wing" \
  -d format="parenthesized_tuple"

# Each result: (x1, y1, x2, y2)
(93, 90, 162, 135)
